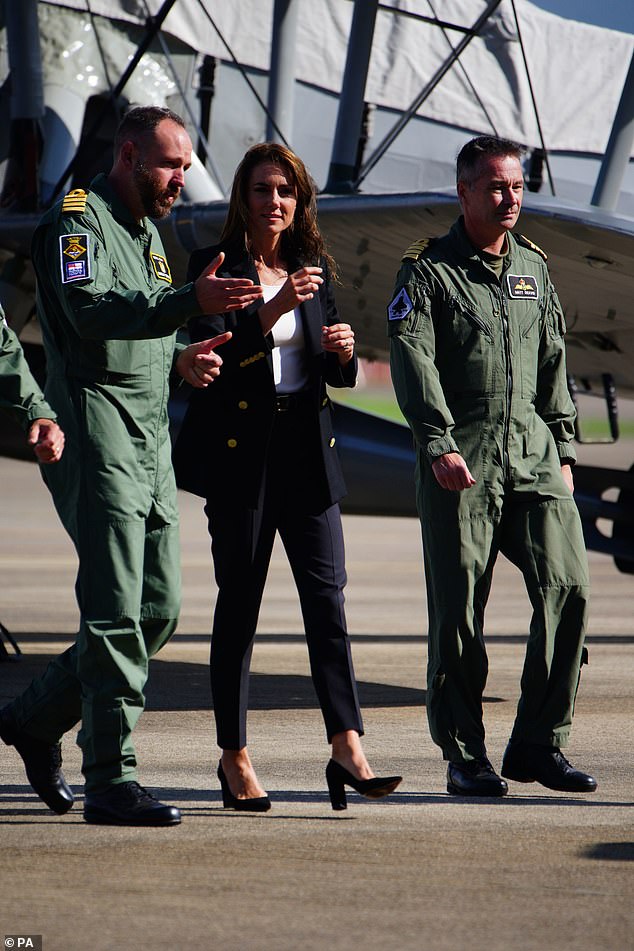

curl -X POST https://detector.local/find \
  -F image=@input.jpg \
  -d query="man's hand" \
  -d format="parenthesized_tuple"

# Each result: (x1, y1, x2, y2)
(431, 452, 476, 491)
(195, 252, 263, 313)
(28, 418, 64, 464)
(561, 463, 574, 493)
(176, 332, 232, 388)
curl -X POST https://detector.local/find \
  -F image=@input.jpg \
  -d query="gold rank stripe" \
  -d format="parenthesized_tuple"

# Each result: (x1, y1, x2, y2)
(516, 233, 548, 261)
(62, 189, 88, 214)
(402, 237, 432, 261)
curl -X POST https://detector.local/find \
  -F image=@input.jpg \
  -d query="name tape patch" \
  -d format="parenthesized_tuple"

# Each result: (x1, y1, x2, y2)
(60, 233, 90, 284)
(506, 274, 538, 300)
(388, 287, 414, 321)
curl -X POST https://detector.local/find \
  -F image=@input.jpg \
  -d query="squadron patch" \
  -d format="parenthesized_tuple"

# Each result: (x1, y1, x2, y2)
(60, 233, 90, 283)
(150, 252, 172, 283)
(506, 274, 539, 300)
(388, 287, 414, 321)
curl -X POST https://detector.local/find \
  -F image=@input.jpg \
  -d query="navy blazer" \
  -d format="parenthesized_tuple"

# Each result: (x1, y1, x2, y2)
(172, 243, 357, 510)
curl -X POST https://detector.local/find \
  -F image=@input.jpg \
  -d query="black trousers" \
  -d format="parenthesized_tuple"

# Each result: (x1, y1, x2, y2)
(204, 403, 364, 749)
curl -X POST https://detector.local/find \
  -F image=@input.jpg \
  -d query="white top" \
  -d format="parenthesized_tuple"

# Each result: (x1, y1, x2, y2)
(261, 283, 308, 393)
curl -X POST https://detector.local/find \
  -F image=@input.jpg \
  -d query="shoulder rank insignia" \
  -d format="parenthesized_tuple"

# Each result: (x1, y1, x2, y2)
(516, 233, 548, 261)
(62, 189, 88, 215)
(59, 233, 91, 284)
(402, 237, 434, 262)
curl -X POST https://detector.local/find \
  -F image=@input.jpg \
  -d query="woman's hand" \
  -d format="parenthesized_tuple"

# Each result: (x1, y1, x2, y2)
(258, 267, 323, 334)
(322, 323, 355, 365)
(176, 332, 232, 387)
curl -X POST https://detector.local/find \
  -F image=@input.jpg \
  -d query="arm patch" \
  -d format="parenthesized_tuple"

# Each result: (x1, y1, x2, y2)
(388, 287, 414, 321)
(59, 233, 91, 283)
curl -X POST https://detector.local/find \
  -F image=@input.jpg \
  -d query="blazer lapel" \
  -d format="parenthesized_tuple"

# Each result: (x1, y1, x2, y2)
(299, 293, 323, 358)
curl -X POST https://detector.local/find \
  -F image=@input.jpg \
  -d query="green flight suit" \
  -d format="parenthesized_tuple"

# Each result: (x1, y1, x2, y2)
(389, 218, 589, 764)
(0, 306, 56, 427)
(7, 174, 202, 791)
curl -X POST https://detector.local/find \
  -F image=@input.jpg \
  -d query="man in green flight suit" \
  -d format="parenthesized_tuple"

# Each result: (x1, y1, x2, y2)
(0, 305, 64, 662)
(389, 135, 596, 797)
(0, 106, 262, 825)
(0, 303, 64, 464)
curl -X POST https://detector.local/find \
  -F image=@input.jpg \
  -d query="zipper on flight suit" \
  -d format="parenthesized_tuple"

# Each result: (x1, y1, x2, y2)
(498, 286, 513, 481)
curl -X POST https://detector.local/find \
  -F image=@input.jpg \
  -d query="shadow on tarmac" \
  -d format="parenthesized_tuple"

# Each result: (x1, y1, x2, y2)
(2, 784, 632, 815)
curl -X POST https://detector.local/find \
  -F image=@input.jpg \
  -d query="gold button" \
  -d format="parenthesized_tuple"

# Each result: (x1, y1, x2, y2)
(238, 401, 248, 410)
(227, 438, 237, 448)
(329, 437, 336, 447)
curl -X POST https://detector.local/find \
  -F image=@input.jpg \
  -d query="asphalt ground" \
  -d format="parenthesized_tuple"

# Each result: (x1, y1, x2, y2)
(1, 446, 633, 951)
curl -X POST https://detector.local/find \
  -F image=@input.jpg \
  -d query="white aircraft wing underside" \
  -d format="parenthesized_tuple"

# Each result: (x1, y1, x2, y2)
(171, 191, 634, 396)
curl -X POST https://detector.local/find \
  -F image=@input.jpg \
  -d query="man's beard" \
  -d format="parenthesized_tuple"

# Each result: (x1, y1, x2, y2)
(133, 161, 179, 219)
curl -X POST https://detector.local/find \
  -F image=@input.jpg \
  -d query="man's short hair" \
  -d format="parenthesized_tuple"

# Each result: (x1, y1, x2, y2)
(456, 135, 525, 186)
(113, 105, 186, 156)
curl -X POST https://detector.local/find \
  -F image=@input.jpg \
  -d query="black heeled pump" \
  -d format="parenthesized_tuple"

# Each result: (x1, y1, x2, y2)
(217, 761, 271, 812)
(325, 759, 402, 811)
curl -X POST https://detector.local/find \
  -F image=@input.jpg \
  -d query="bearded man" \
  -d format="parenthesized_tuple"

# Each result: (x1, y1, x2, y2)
(0, 106, 262, 826)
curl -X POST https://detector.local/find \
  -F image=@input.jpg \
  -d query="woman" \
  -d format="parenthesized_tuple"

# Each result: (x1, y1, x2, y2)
(173, 143, 401, 811)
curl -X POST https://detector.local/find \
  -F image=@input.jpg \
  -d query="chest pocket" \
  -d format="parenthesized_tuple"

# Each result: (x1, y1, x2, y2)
(102, 339, 151, 379)
(436, 293, 495, 398)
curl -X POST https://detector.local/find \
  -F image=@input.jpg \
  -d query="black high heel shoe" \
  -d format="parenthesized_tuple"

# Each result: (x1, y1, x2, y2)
(325, 759, 402, 811)
(217, 761, 271, 812)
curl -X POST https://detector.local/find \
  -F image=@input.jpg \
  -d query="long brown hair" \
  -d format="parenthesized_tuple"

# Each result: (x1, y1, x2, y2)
(220, 143, 337, 278)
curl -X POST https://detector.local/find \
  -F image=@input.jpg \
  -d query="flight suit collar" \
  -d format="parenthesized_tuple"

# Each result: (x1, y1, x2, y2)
(450, 216, 520, 278)
(90, 173, 149, 231)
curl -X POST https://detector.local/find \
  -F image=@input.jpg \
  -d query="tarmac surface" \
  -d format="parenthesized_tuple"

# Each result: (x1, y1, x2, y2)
(1, 447, 633, 951)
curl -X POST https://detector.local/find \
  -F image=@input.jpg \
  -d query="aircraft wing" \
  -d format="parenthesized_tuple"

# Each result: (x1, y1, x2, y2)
(6, 189, 633, 394)
(318, 191, 634, 398)
(2, 192, 634, 570)
(168, 190, 634, 398)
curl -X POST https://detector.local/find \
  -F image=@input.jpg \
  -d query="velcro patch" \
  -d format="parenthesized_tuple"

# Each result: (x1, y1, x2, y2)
(506, 274, 538, 300)
(388, 288, 414, 321)
(150, 252, 172, 283)
(60, 233, 90, 284)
